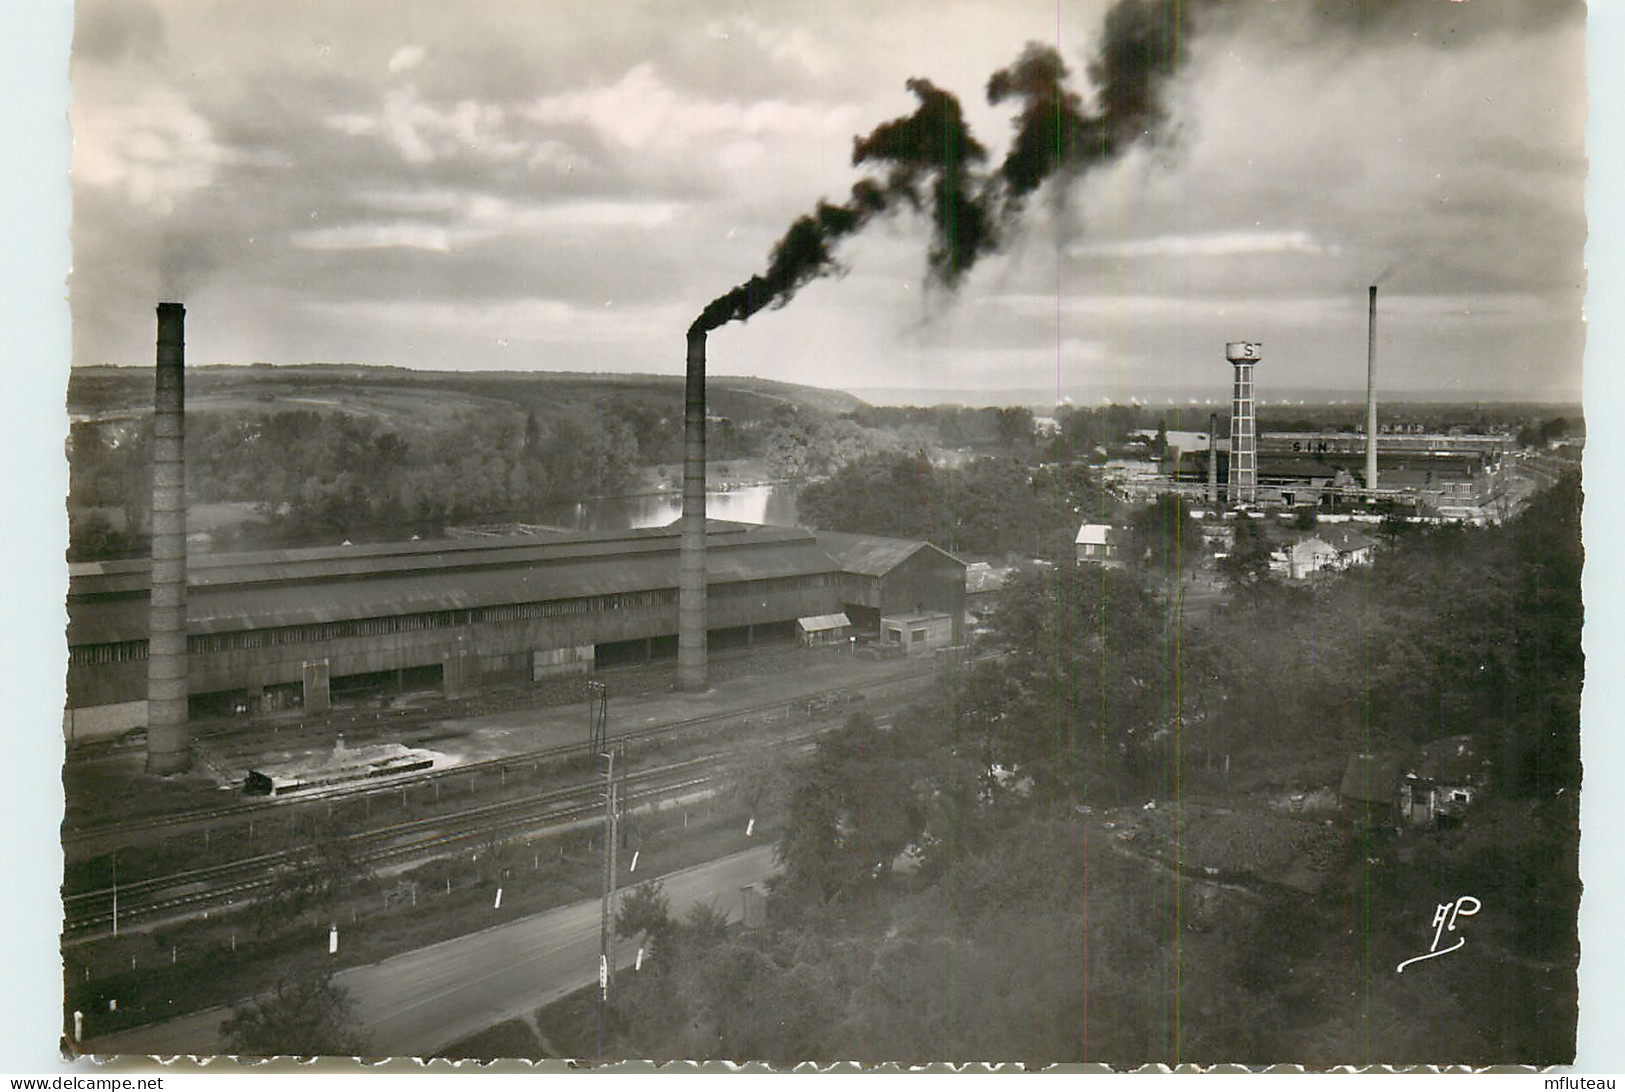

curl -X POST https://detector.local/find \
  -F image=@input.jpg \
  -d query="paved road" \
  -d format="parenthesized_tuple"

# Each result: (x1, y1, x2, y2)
(84, 845, 778, 1058)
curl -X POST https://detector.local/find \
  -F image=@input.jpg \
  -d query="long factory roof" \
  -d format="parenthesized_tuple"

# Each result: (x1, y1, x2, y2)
(66, 521, 856, 646)
(810, 530, 964, 578)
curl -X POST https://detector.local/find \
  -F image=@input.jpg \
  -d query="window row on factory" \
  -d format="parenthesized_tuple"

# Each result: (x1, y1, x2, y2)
(712, 573, 834, 596)
(68, 640, 148, 666)
(70, 576, 830, 664)
(179, 592, 676, 653)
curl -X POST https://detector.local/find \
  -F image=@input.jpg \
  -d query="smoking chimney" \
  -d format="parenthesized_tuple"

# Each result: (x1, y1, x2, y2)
(678, 330, 707, 692)
(147, 303, 190, 774)
(1365, 286, 1379, 492)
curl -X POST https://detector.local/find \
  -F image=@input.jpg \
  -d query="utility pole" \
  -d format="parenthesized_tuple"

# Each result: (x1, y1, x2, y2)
(598, 744, 621, 1005)
(587, 680, 608, 754)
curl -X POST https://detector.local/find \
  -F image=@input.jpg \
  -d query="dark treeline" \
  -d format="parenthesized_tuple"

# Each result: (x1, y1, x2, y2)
(69, 407, 644, 553)
(607, 473, 1581, 1065)
(796, 450, 1104, 558)
(845, 403, 1037, 450)
(66, 398, 770, 557)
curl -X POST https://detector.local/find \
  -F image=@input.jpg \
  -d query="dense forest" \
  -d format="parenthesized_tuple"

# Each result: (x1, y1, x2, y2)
(64, 368, 900, 556)
(796, 451, 1103, 559)
(605, 473, 1582, 1065)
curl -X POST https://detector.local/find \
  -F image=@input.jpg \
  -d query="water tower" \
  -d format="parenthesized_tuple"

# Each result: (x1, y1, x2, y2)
(1225, 341, 1261, 506)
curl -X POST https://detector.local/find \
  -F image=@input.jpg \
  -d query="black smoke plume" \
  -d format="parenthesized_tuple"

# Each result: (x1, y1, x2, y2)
(689, 78, 989, 336)
(987, 0, 1190, 215)
(690, 0, 1196, 337)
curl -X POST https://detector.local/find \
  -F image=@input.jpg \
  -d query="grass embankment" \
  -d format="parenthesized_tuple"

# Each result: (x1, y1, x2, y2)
(437, 978, 630, 1062)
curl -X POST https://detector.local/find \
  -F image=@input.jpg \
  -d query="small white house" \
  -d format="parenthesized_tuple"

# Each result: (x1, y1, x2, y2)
(1274, 526, 1378, 580)
(1075, 523, 1124, 567)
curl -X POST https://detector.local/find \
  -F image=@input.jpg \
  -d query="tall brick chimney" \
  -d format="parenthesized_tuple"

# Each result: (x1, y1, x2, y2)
(1365, 285, 1379, 492)
(678, 330, 708, 692)
(146, 302, 190, 774)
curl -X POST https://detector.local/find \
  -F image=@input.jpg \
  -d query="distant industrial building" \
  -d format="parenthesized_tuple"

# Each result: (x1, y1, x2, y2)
(1142, 439, 1508, 518)
(64, 521, 966, 744)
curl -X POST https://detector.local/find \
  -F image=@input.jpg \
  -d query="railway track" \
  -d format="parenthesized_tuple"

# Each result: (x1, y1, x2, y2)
(61, 749, 740, 938)
(60, 664, 905, 940)
(64, 663, 942, 855)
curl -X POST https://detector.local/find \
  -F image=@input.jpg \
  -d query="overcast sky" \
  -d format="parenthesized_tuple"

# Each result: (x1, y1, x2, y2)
(69, 0, 1587, 402)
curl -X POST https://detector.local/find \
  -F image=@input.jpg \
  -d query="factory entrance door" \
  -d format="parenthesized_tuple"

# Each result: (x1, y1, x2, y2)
(596, 634, 677, 669)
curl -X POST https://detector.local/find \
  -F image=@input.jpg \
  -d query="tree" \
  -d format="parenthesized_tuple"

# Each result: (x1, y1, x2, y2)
(1148, 420, 1168, 458)
(219, 972, 366, 1057)
(994, 406, 1035, 452)
(1126, 493, 1200, 576)
(989, 565, 1199, 802)
(1219, 516, 1274, 588)
(523, 407, 543, 455)
(775, 712, 929, 902)
(616, 880, 676, 970)
(797, 451, 942, 543)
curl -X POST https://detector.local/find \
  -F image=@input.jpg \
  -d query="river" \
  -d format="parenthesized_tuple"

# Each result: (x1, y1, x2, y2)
(529, 482, 800, 532)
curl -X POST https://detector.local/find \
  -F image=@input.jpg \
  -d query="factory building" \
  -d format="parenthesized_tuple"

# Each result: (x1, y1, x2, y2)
(811, 530, 967, 644)
(64, 520, 966, 744)
(1161, 443, 1504, 515)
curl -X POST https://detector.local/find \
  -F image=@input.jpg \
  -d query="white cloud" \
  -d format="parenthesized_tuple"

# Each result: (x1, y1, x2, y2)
(523, 63, 860, 151)
(706, 16, 835, 78)
(305, 295, 689, 348)
(327, 85, 536, 166)
(387, 44, 426, 74)
(293, 191, 680, 252)
(72, 86, 226, 214)
(1069, 230, 1341, 261)
(291, 222, 452, 251)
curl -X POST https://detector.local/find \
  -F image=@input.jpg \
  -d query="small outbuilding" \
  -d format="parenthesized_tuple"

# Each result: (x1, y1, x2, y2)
(879, 610, 955, 656)
(796, 612, 853, 647)
(1401, 735, 1484, 827)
